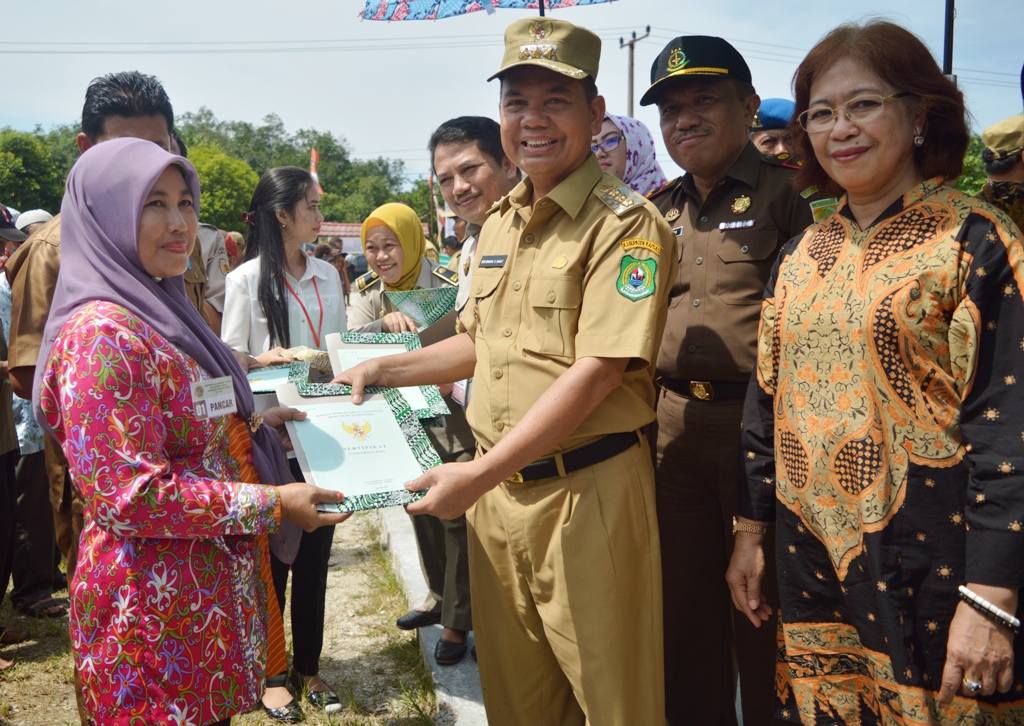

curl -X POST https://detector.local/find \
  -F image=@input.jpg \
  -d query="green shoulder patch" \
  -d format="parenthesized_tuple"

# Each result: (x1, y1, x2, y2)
(617, 255, 657, 301)
(810, 198, 840, 223)
(432, 265, 459, 286)
(356, 270, 381, 292)
(799, 184, 819, 199)
(596, 182, 646, 216)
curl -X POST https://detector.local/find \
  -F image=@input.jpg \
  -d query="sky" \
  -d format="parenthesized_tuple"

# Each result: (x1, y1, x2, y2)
(2, 0, 1022, 186)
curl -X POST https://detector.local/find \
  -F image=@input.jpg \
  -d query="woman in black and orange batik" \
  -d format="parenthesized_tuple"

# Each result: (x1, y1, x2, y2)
(726, 20, 1024, 725)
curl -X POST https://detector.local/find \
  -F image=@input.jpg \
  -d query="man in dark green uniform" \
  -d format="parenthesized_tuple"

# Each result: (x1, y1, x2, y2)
(641, 36, 829, 726)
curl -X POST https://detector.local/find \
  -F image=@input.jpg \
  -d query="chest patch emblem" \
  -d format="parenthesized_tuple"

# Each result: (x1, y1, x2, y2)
(617, 256, 657, 301)
(551, 255, 568, 269)
(731, 195, 752, 214)
(665, 207, 680, 222)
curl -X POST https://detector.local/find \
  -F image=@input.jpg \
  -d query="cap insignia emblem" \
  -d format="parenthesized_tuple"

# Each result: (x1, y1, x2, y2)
(519, 44, 557, 61)
(665, 208, 680, 222)
(529, 21, 553, 42)
(731, 196, 752, 214)
(667, 48, 688, 73)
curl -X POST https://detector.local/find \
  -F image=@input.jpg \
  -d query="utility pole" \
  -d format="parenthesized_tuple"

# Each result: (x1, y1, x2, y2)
(620, 26, 651, 118)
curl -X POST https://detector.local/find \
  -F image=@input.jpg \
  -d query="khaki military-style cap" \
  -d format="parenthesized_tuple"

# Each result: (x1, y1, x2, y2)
(488, 18, 601, 82)
(982, 113, 1024, 159)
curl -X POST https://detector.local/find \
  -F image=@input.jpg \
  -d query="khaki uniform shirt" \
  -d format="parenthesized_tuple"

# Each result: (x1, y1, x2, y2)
(649, 143, 826, 382)
(460, 154, 677, 454)
(184, 239, 212, 326)
(198, 224, 231, 313)
(348, 258, 475, 459)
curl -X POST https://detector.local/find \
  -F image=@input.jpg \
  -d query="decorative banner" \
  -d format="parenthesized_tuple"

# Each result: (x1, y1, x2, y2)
(359, 0, 615, 22)
(310, 147, 324, 194)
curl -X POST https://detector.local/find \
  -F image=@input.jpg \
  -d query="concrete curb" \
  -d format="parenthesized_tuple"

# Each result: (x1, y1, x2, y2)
(377, 507, 488, 724)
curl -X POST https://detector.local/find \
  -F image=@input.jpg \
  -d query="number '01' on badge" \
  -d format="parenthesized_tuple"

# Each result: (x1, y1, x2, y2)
(190, 376, 238, 421)
(617, 256, 657, 301)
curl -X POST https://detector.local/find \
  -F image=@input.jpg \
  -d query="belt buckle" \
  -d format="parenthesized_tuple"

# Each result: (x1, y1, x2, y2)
(689, 381, 714, 401)
(506, 472, 524, 484)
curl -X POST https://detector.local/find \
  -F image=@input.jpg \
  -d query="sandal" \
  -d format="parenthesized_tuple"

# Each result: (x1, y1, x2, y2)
(14, 597, 67, 619)
(0, 627, 30, 646)
(0, 657, 13, 673)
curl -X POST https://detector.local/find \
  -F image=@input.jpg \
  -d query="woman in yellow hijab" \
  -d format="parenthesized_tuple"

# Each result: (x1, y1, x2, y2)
(349, 203, 455, 333)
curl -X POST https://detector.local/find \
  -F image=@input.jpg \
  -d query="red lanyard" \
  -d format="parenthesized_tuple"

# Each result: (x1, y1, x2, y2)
(284, 277, 324, 349)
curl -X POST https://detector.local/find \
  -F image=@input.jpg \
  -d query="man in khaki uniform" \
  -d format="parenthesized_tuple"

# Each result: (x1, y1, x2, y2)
(337, 18, 675, 725)
(640, 36, 827, 725)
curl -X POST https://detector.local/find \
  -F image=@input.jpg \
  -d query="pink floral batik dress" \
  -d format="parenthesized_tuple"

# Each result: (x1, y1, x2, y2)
(40, 300, 281, 726)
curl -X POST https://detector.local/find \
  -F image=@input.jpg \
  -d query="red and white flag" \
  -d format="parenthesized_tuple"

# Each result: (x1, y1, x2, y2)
(310, 148, 324, 194)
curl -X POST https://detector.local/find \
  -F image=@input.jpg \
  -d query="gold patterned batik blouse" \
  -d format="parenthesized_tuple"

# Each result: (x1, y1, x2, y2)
(738, 179, 1024, 725)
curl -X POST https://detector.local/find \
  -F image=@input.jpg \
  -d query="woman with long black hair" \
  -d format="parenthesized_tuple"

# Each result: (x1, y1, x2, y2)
(221, 166, 346, 720)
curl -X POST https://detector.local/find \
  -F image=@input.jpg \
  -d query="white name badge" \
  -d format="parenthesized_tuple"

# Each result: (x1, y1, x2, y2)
(452, 378, 473, 408)
(189, 376, 238, 421)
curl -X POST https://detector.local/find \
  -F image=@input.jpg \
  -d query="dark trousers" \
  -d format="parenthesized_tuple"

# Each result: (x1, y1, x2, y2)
(411, 512, 472, 631)
(269, 459, 334, 677)
(11, 451, 59, 609)
(655, 390, 781, 726)
(0, 450, 17, 603)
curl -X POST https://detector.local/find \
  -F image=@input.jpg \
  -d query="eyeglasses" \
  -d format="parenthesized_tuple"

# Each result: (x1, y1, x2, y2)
(797, 92, 914, 132)
(591, 135, 625, 155)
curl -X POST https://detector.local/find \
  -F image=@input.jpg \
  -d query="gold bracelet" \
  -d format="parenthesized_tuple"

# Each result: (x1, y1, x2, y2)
(732, 516, 767, 536)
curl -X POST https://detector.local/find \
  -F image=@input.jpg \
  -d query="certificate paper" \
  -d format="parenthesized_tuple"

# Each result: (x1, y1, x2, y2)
(278, 384, 438, 512)
(334, 346, 430, 411)
(246, 365, 293, 393)
(384, 287, 457, 330)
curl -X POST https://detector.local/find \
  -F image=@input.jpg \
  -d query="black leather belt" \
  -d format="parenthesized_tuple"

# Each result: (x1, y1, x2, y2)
(492, 431, 641, 483)
(656, 377, 747, 401)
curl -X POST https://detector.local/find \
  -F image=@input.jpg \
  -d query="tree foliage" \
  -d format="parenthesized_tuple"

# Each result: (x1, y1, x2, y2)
(176, 108, 423, 224)
(955, 135, 986, 197)
(188, 146, 260, 232)
(0, 128, 65, 213)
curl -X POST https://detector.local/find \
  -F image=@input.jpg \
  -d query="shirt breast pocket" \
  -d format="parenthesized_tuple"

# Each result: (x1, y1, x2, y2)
(715, 230, 779, 305)
(471, 270, 506, 335)
(523, 275, 583, 361)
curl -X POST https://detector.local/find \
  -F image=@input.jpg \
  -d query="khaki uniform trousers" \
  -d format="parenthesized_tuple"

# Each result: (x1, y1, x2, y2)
(655, 389, 780, 726)
(467, 436, 664, 726)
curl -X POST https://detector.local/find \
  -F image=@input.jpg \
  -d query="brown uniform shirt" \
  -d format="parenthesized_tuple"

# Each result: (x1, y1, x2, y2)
(649, 143, 827, 382)
(460, 154, 677, 454)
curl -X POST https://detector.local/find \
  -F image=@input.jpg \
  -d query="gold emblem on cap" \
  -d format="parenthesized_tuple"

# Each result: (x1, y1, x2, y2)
(529, 21, 553, 42)
(552, 255, 568, 269)
(731, 196, 752, 214)
(665, 208, 680, 222)
(667, 48, 688, 73)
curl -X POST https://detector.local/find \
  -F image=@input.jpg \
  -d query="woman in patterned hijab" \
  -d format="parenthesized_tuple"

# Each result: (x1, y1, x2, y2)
(592, 113, 668, 196)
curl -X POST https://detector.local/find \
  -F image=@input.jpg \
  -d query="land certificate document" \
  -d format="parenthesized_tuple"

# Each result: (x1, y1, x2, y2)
(278, 384, 429, 511)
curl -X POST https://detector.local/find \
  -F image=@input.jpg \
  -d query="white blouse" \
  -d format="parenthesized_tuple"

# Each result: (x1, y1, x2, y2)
(221, 255, 348, 355)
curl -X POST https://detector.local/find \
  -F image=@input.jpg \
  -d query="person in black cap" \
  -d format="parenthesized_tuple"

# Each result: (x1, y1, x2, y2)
(641, 35, 828, 726)
(0, 208, 28, 255)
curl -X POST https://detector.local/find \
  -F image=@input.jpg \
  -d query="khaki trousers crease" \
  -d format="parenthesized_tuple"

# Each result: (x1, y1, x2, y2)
(467, 437, 665, 726)
(655, 389, 781, 726)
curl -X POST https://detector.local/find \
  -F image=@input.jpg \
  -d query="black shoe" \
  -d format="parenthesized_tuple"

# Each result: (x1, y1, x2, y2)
(291, 671, 342, 714)
(434, 638, 468, 666)
(396, 609, 441, 630)
(261, 698, 305, 723)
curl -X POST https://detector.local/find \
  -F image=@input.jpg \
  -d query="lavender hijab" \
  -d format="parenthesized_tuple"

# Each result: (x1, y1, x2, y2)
(33, 137, 301, 563)
(605, 113, 669, 197)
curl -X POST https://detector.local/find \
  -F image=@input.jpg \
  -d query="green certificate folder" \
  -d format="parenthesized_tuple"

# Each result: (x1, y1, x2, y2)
(278, 384, 440, 512)
(384, 287, 457, 330)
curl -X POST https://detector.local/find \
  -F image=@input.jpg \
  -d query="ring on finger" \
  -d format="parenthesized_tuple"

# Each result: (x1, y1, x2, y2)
(963, 677, 983, 696)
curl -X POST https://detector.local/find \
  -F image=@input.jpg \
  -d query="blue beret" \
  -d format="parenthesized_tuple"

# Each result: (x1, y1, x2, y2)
(752, 98, 795, 131)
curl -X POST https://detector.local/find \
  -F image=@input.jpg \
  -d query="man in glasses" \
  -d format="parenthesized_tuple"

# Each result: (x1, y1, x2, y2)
(641, 36, 827, 726)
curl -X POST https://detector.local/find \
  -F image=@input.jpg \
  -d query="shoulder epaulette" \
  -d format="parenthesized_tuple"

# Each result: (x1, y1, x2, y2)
(487, 194, 508, 216)
(595, 181, 647, 217)
(432, 265, 459, 286)
(646, 176, 682, 200)
(356, 270, 381, 292)
(763, 152, 803, 170)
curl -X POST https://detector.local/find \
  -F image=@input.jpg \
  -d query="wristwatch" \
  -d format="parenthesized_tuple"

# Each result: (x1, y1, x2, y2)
(732, 516, 767, 536)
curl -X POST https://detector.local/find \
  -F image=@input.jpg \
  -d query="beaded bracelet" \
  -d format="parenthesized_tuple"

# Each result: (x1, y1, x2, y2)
(958, 585, 1021, 635)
